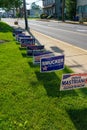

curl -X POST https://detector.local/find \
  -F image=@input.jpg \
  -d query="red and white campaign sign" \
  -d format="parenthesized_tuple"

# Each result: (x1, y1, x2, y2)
(60, 73, 87, 91)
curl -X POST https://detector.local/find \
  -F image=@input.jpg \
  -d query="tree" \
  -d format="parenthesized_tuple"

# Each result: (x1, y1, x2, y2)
(0, 0, 23, 10)
(66, 0, 76, 20)
(0, 0, 23, 18)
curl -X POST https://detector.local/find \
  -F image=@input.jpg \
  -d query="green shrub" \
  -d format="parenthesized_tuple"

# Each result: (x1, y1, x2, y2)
(40, 13, 48, 19)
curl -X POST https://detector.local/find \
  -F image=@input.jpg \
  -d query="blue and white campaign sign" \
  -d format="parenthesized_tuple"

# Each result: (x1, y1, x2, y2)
(20, 39, 35, 47)
(27, 49, 44, 56)
(33, 51, 53, 64)
(20, 38, 35, 44)
(40, 55, 64, 72)
(27, 45, 44, 50)
(13, 29, 22, 36)
(16, 33, 25, 41)
(60, 73, 87, 91)
(18, 35, 31, 42)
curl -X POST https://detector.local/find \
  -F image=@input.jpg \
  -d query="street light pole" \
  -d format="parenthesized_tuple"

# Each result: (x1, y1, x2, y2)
(23, 0, 28, 30)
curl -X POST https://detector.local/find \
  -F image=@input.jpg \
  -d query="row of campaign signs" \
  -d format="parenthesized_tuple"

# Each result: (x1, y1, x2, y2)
(13, 29, 87, 91)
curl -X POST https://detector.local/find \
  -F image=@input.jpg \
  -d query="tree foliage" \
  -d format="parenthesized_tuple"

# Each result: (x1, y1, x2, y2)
(66, 0, 76, 20)
(0, 0, 23, 10)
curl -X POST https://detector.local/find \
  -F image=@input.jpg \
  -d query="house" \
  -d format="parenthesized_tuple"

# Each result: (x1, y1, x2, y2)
(30, 2, 43, 18)
(30, 8, 42, 17)
(42, 0, 62, 19)
(77, 0, 87, 19)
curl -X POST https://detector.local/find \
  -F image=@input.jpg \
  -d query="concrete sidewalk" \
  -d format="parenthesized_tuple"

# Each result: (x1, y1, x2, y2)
(37, 19, 87, 25)
(30, 29, 87, 73)
(3, 20, 87, 73)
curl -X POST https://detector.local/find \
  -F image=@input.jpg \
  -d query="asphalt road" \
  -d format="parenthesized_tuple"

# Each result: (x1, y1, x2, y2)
(28, 20, 87, 50)
(19, 19, 87, 51)
(2, 18, 87, 51)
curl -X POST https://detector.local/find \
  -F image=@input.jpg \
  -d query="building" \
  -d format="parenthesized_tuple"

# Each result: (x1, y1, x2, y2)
(30, 2, 43, 18)
(77, 0, 87, 19)
(30, 9, 42, 17)
(42, 0, 62, 19)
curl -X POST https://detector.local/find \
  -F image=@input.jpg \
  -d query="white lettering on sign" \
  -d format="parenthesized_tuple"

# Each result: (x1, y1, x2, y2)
(42, 58, 64, 66)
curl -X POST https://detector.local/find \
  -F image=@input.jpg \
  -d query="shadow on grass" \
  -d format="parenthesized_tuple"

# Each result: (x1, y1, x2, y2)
(19, 47, 26, 50)
(67, 108, 87, 130)
(79, 88, 87, 97)
(35, 71, 60, 97)
(21, 52, 27, 58)
(28, 61, 40, 69)
(16, 41, 20, 45)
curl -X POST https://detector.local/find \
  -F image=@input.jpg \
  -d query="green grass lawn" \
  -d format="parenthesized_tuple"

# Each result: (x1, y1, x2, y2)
(0, 22, 87, 130)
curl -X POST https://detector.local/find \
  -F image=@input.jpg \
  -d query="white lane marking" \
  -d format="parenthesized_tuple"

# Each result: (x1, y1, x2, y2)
(77, 29, 87, 32)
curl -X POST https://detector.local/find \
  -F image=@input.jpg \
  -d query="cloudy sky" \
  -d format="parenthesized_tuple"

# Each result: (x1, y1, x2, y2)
(26, 0, 42, 9)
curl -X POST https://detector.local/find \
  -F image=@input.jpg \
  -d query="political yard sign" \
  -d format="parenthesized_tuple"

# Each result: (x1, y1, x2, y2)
(20, 39, 35, 47)
(18, 35, 31, 42)
(33, 51, 53, 64)
(16, 33, 25, 41)
(40, 55, 64, 72)
(13, 29, 22, 36)
(27, 45, 44, 50)
(60, 73, 87, 91)
(20, 38, 35, 45)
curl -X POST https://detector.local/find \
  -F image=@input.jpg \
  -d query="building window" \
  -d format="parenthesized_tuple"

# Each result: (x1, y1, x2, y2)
(78, 6, 82, 13)
(84, 5, 87, 13)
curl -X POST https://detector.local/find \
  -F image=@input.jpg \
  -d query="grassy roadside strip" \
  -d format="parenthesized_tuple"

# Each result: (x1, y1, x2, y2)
(0, 21, 87, 130)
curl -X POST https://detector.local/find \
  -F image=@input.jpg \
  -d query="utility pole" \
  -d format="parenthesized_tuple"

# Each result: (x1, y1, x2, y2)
(23, 0, 28, 30)
(62, 0, 65, 22)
